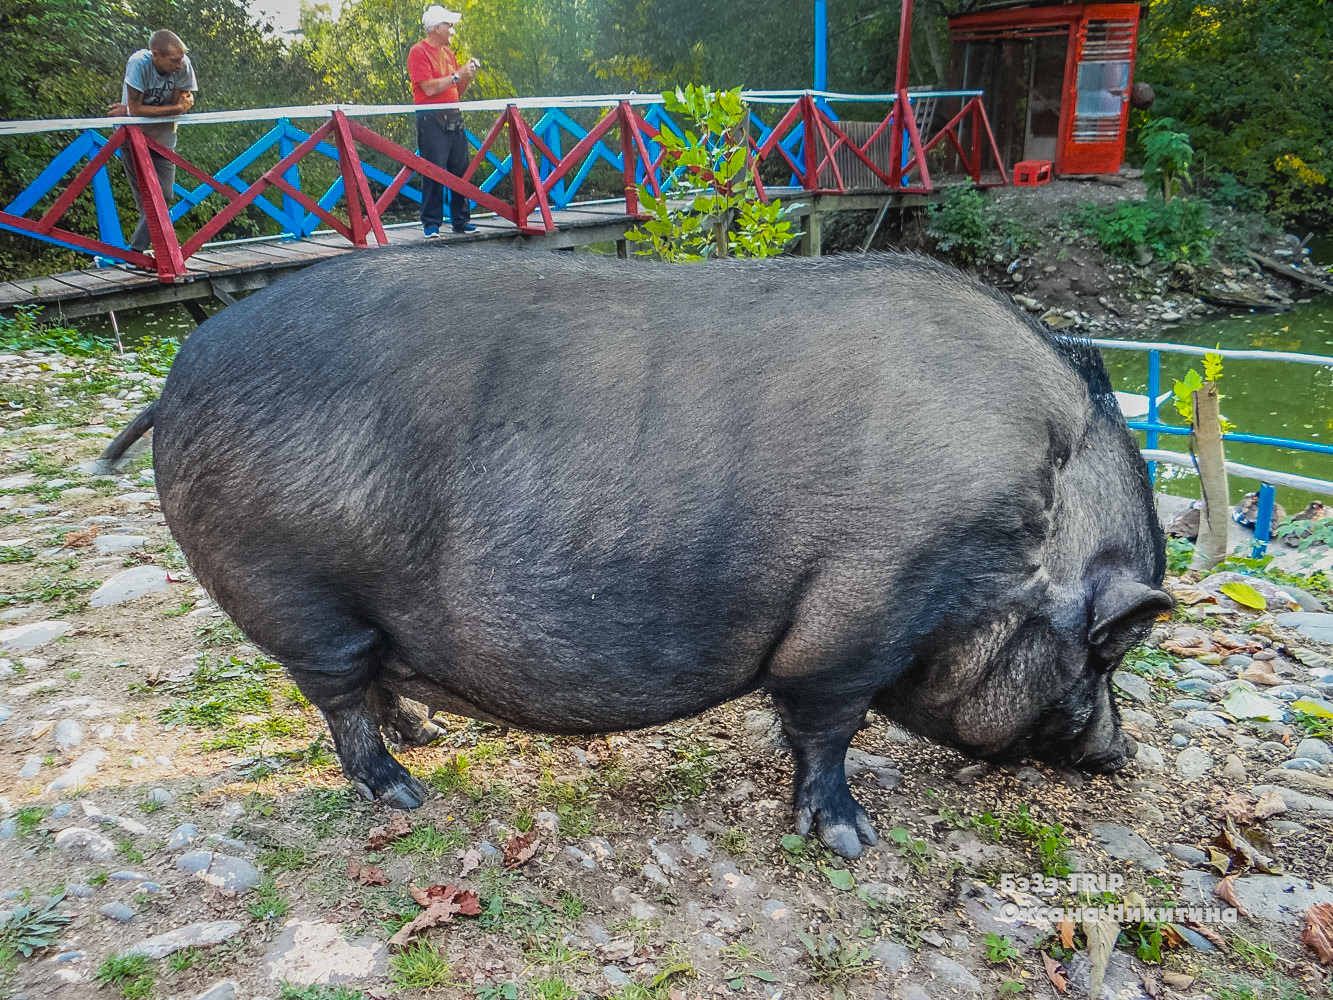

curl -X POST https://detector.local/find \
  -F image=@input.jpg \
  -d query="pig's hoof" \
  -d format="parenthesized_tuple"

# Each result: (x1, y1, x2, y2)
(796, 795, 879, 859)
(378, 776, 427, 810)
(384, 717, 445, 748)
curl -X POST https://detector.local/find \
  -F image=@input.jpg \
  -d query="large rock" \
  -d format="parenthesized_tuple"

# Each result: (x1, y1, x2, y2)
(92, 534, 147, 554)
(176, 851, 262, 892)
(0, 619, 72, 651)
(89, 566, 170, 608)
(264, 919, 387, 985)
(1091, 823, 1167, 872)
(46, 750, 107, 792)
(1113, 671, 1152, 704)
(1175, 747, 1213, 779)
(1251, 784, 1333, 816)
(125, 921, 244, 959)
(1274, 612, 1333, 644)
(1178, 871, 1333, 925)
(53, 826, 118, 862)
(921, 953, 980, 992)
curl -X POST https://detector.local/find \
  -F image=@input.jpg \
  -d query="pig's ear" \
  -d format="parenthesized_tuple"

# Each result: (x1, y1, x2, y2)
(1089, 579, 1174, 654)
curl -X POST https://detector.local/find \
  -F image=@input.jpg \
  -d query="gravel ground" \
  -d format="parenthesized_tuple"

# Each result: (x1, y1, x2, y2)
(0, 321, 1331, 1000)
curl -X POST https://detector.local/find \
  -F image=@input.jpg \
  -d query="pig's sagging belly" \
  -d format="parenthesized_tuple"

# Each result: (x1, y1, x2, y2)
(382, 627, 772, 734)
(378, 569, 781, 733)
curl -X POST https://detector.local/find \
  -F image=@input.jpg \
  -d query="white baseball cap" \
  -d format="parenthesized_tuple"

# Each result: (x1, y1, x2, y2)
(423, 5, 462, 27)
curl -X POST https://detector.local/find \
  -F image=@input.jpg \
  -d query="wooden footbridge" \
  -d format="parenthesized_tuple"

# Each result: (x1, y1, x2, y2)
(0, 91, 1004, 320)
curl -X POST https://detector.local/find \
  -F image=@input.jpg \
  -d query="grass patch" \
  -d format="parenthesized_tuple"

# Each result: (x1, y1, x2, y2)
(278, 984, 370, 1000)
(12, 806, 46, 838)
(651, 729, 719, 805)
(95, 953, 155, 999)
(390, 825, 466, 858)
(246, 876, 290, 922)
(257, 846, 309, 874)
(389, 940, 451, 990)
(158, 654, 281, 729)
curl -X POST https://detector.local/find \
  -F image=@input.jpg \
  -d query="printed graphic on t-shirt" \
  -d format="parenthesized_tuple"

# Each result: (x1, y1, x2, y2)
(123, 50, 197, 107)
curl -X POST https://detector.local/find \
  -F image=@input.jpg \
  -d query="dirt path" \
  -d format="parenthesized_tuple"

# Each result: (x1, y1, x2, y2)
(1, 338, 1332, 1000)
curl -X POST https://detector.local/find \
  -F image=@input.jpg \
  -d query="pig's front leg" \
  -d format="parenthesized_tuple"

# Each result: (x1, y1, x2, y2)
(771, 685, 880, 858)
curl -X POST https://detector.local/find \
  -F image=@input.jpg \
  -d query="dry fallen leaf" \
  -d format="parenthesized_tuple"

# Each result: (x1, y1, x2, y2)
(1085, 914, 1120, 1000)
(1302, 902, 1333, 965)
(458, 847, 483, 877)
(1160, 924, 1187, 950)
(503, 831, 540, 869)
(367, 812, 412, 851)
(346, 861, 390, 886)
(1219, 793, 1256, 824)
(1139, 966, 1159, 999)
(1213, 875, 1255, 920)
(62, 526, 98, 547)
(1042, 952, 1068, 995)
(390, 883, 482, 947)
(1254, 788, 1288, 819)
(1058, 919, 1075, 950)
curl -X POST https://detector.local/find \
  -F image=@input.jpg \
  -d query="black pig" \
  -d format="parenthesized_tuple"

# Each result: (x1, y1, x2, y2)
(103, 249, 1170, 858)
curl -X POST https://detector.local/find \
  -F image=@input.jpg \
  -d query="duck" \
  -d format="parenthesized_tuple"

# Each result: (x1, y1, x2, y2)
(1292, 500, 1332, 522)
(1231, 492, 1287, 534)
(1166, 499, 1203, 541)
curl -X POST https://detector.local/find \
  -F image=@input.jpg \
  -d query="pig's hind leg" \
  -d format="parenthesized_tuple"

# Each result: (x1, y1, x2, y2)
(268, 619, 429, 810)
(771, 685, 880, 859)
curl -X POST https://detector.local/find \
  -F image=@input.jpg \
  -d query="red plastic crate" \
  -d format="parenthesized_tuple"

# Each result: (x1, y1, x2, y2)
(1013, 159, 1053, 187)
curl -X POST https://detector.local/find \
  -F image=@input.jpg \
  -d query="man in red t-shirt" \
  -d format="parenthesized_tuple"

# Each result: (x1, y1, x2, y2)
(407, 5, 480, 238)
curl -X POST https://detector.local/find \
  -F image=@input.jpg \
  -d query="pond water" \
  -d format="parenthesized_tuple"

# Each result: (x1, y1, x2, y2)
(1100, 296, 1333, 514)
(65, 287, 1333, 513)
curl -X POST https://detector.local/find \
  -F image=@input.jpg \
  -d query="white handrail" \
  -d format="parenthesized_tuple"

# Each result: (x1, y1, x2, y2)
(1141, 450, 1333, 497)
(0, 89, 985, 137)
(1083, 337, 1333, 368)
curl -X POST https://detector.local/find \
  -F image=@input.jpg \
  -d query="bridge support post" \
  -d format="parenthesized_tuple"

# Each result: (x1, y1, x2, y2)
(799, 206, 822, 257)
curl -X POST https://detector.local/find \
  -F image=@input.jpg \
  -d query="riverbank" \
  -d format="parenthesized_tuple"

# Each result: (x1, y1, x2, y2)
(828, 175, 1332, 339)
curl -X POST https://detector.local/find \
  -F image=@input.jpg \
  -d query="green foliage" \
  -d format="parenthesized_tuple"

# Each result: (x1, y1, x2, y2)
(258, 846, 310, 874)
(1135, 0, 1333, 226)
(158, 654, 282, 728)
(797, 931, 873, 998)
(95, 953, 155, 1000)
(278, 984, 370, 1000)
(1275, 515, 1333, 553)
(886, 827, 932, 873)
(626, 85, 796, 261)
(247, 876, 291, 922)
(1141, 118, 1194, 203)
(1166, 536, 1195, 575)
(12, 806, 46, 838)
(389, 940, 452, 990)
(1170, 353, 1235, 433)
(0, 892, 72, 958)
(984, 933, 1020, 964)
(1075, 198, 1212, 265)
(652, 730, 719, 804)
(927, 185, 1033, 266)
(1291, 709, 1333, 740)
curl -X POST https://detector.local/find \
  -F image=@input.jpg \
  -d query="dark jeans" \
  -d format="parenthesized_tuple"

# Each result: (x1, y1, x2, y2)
(416, 110, 471, 231)
(122, 148, 176, 253)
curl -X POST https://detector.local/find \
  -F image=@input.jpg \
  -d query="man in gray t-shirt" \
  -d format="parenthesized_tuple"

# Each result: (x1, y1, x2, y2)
(107, 29, 198, 259)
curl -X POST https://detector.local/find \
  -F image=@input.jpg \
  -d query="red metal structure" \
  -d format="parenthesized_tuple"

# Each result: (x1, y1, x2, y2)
(949, 3, 1145, 176)
(1, 88, 1006, 285)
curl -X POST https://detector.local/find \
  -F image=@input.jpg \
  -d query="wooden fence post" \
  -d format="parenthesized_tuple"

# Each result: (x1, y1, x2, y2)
(1191, 381, 1230, 569)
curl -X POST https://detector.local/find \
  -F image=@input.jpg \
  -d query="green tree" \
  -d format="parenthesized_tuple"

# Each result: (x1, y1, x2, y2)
(1135, 0, 1333, 223)
(297, 0, 420, 104)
